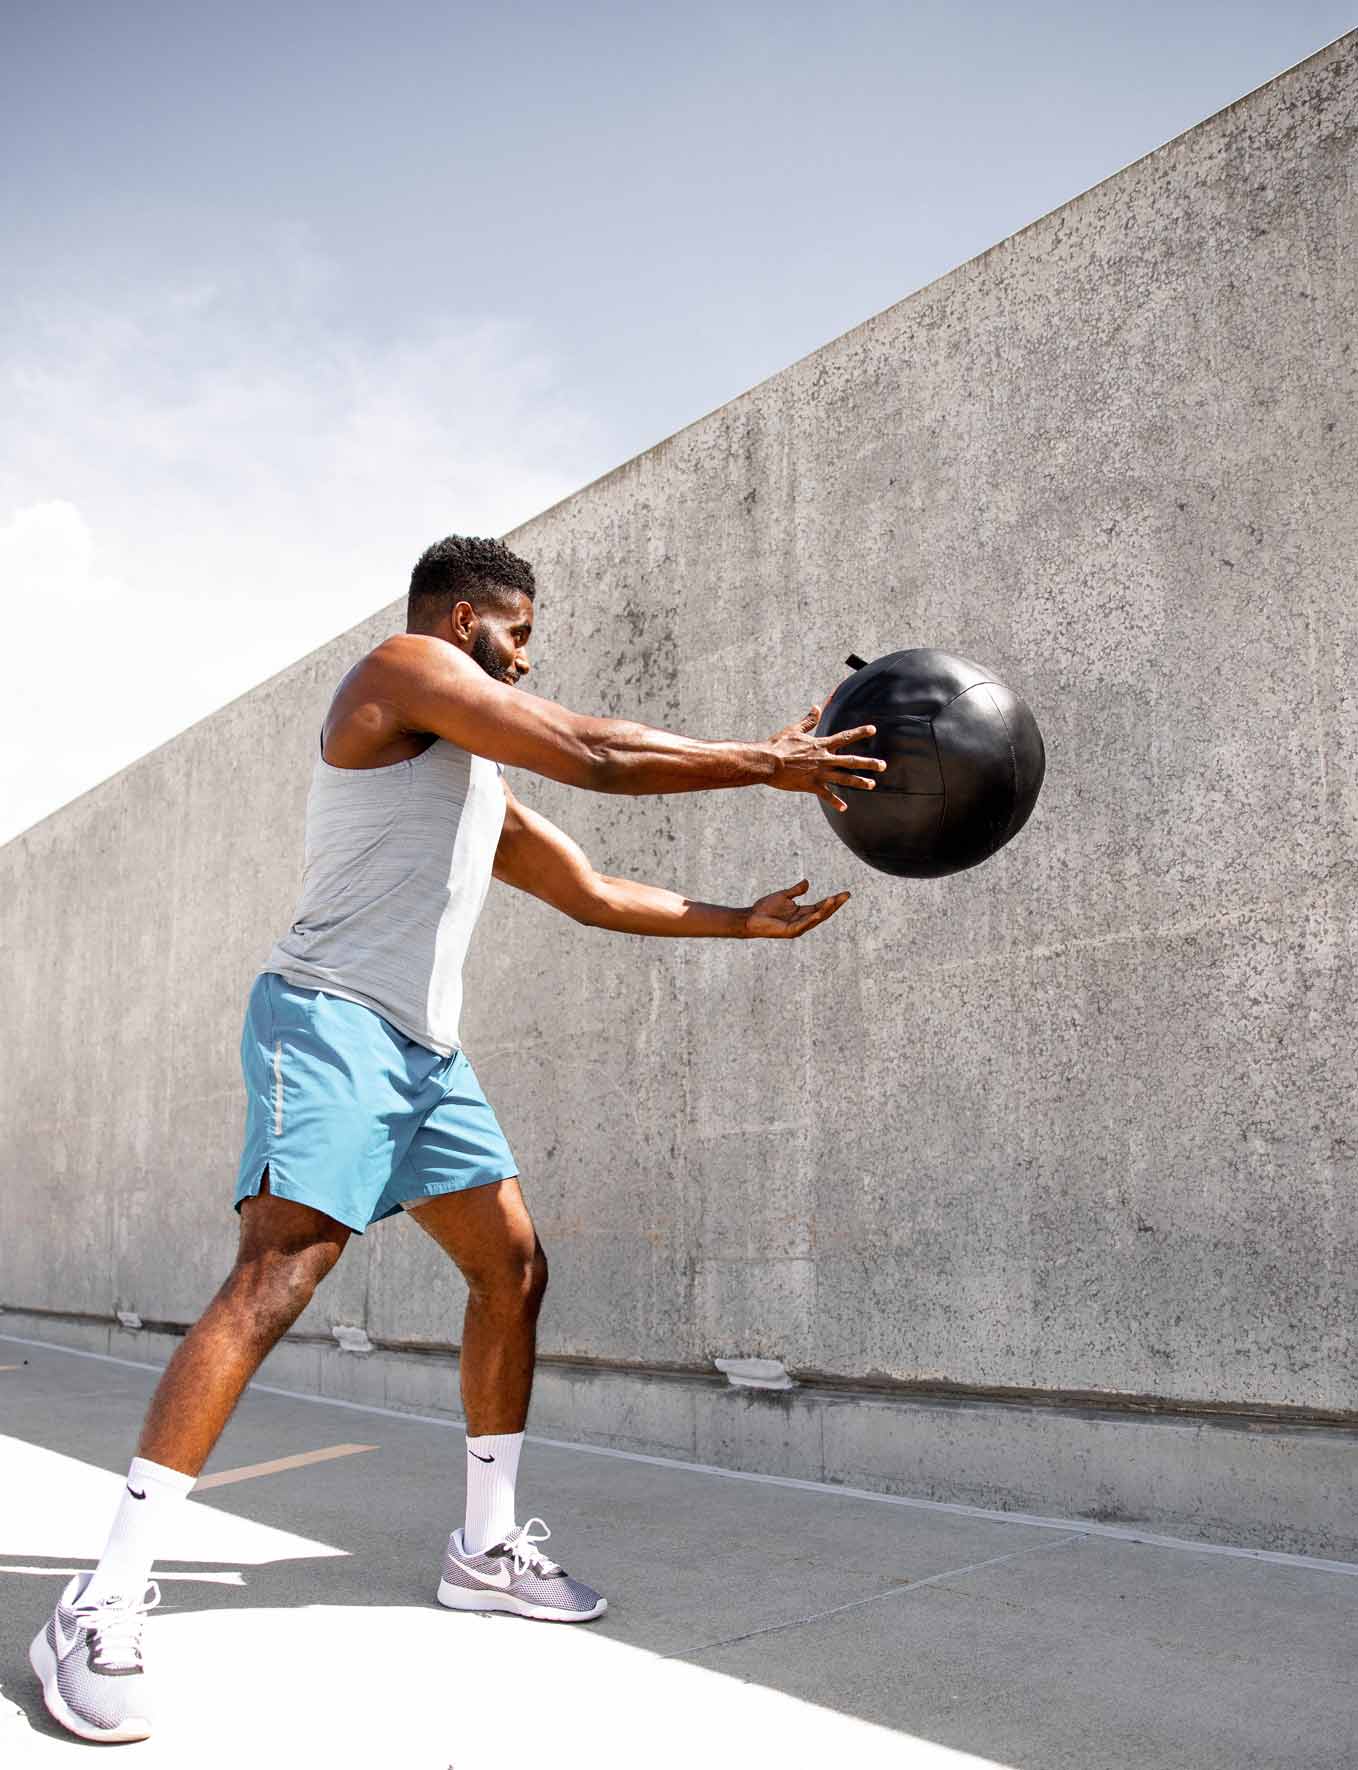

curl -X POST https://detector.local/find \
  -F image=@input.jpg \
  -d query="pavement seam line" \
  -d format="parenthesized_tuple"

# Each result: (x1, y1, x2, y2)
(670, 1535, 1087, 1659)
(6, 1332, 1357, 1578)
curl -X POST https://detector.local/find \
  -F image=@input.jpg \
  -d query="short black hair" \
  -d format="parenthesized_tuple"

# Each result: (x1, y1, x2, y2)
(407, 535, 536, 629)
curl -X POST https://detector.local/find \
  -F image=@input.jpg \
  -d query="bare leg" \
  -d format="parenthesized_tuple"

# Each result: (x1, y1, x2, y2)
(405, 1177, 546, 1435)
(137, 1176, 350, 1475)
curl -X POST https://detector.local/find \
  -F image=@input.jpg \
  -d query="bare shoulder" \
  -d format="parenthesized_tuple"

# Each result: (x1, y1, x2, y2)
(360, 632, 477, 690)
(323, 634, 478, 767)
(332, 635, 598, 785)
(338, 633, 483, 724)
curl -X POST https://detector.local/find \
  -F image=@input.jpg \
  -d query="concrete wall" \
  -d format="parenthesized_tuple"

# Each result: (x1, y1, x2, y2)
(3, 36, 1356, 1546)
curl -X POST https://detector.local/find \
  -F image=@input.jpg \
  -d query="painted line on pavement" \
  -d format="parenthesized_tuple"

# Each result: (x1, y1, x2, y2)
(0, 1565, 245, 1584)
(196, 1444, 377, 1489)
(5, 1331, 1357, 1578)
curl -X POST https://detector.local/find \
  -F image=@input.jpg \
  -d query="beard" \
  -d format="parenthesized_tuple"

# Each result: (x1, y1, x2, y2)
(469, 627, 516, 685)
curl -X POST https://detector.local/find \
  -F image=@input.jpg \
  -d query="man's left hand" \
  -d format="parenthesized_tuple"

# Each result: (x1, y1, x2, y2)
(741, 879, 851, 939)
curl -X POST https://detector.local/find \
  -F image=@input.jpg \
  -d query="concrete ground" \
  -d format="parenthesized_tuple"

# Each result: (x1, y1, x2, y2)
(2, 1335, 1355, 1770)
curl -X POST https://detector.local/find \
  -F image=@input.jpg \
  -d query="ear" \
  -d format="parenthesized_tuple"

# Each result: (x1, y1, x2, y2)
(449, 598, 479, 643)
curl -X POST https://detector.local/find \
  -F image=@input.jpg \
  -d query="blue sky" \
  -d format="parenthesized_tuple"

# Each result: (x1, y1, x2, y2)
(2, 1, 1352, 839)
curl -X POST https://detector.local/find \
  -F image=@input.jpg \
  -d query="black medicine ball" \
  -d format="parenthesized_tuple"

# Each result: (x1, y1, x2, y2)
(816, 648, 1045, 878)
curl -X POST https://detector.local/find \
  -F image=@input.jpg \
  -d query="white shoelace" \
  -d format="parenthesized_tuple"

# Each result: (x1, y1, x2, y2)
(75, 1582, 161, 1669)
(504, 1519, 560, 1576)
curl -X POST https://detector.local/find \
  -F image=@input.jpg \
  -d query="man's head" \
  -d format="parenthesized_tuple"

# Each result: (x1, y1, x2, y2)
(407, 535, 536, 686)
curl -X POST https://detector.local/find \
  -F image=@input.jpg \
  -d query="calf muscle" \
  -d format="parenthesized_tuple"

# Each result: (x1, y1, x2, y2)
(136, 1181, 350, 1476)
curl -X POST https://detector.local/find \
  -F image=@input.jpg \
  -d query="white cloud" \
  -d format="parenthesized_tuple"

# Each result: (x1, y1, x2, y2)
(0, 247, 608, 843)
(0, 499, 268, 841)
(0, 499, 118, 605)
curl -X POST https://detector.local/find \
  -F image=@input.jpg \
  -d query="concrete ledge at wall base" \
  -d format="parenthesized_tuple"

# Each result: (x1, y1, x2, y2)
(4, 1310, 1354, 1563)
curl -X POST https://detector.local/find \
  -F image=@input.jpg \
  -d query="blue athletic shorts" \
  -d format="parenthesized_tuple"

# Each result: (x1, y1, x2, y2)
(233, 972, 518, 1234)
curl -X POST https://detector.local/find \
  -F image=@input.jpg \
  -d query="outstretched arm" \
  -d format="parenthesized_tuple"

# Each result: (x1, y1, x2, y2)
(493, 784, 850, 940)
(354, 634, 884, 807)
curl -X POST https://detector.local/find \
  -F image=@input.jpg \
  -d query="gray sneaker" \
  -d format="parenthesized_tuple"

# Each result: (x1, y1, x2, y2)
(30, 1572, 159, 1742)
(437, 1517, 606, 1622)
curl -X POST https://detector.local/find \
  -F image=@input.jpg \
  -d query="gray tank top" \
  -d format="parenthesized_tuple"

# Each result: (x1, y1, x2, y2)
(267, 738, 507, 1055)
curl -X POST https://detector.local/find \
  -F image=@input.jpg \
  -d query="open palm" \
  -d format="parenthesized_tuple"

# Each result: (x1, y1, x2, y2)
(743, 879, 851, 940)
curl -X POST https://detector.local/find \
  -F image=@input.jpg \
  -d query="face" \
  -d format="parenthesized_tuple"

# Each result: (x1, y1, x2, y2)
(458, 591, 534, 686)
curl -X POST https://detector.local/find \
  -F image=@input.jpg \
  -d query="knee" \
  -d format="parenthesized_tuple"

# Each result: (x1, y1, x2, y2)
(227, 1247, 333, 1338)
(528, 1244, 549, 1309)
(469, 1241, 548, 1315)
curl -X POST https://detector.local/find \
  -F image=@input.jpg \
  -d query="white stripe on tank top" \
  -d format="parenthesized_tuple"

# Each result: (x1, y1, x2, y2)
(267, 738, 507, 1055)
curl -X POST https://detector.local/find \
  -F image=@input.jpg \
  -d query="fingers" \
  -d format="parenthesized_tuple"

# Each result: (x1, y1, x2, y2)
(823, 722, 877, 748)
(748, 887, 852, 938)
(821, 725, 885, 789)
(789, 892, 850, 936)
(770, 703, 829, 745)
(818, 783, 849, 814)
(823, 759, 882, 787)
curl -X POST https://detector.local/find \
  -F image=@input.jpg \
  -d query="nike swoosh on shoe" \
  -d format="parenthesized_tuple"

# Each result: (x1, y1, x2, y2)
(448, 1560, 513, 1589)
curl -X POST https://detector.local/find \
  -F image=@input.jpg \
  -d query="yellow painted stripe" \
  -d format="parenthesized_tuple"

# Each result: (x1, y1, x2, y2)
(196, 1443, 377, 1489)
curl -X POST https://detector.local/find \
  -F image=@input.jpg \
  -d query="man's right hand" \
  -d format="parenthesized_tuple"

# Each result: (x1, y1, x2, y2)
(765, 704, 886, 813)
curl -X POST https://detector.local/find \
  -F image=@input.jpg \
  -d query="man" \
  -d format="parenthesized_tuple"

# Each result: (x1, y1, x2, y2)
(32, 534, 884, 1743)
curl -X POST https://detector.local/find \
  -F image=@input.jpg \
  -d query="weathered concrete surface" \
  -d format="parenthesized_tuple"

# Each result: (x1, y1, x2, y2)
(3, 35, 1357, 1541)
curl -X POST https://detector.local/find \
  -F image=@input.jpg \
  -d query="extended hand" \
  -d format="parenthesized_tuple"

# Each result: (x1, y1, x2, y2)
(765, 703, 885, 812)
(742, 879, 851, 940)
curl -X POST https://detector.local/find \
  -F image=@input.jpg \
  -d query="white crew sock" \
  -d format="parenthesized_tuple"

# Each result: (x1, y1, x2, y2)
(80, 1457, 196, 1607)
(462, 1431, 524, 1555)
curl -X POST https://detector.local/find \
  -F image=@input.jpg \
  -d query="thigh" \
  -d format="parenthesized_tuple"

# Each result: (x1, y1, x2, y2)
(234, 973, 434, 1236)
(379, 1048, 519, 1222)
(238, 1169, 352, 1268)
(405, 1176, 539, 1282)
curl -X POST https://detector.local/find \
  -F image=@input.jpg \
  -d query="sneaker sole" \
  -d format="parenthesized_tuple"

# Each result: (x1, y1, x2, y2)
(28, 1627, 152, 1744)
(436, 1579, 607, 1623)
